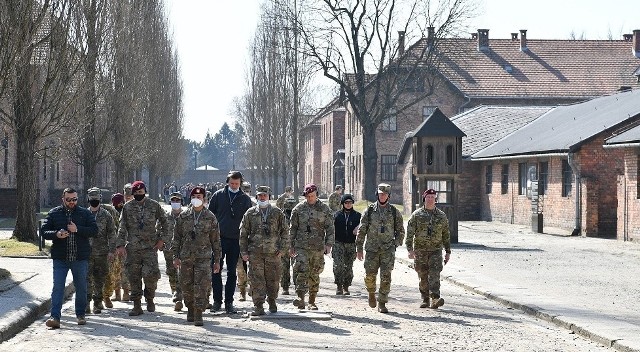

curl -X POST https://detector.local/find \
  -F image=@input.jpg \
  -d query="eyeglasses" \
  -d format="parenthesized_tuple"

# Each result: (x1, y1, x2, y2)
(65, 197, 78, 202)
(344, 201, 353, 204)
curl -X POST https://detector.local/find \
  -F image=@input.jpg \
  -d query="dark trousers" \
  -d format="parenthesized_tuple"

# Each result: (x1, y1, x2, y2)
(212, 237, 240, 304)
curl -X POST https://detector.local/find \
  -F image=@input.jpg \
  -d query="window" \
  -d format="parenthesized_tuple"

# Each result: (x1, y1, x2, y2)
(426, 145, 433, 165)
(446, 145, 454, 166)
(518, 163, 527, 195)
(380, 155, 397, 181)
(501, 164, 509, 194)
(485, 165, 492, 194)
(562, 159, 572, 197)
(538, 162, 548, 195)
(404, 71, 425, 92)
(425, 180, 453, 204)
(381, 110, 397, 131)
(423, 106, 437, 120)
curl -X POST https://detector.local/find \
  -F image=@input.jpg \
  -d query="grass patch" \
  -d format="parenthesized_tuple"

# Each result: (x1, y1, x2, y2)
(0, 238, 50, 257)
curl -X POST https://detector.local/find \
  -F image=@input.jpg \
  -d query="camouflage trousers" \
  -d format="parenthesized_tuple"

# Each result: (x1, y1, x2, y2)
(414, 249, 444, 299)
(280, 255, 297, 290)
(103, 254, 129, 297)
(180, 258, 212, 311)
(248, 252, 282, 305)
(332, 242, 357, 288)
(293, 248, 325, 296)
(125, 248, 161, 301)
(237, 255, 249, 291)
(88, 254, 109, 301)
(162, 249, 182, 302)
(363, 248, 396, 303)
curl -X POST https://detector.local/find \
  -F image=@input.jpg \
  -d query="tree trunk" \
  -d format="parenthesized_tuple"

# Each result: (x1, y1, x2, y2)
(12, 132, 38, 242)
(362, 125, 378, 202)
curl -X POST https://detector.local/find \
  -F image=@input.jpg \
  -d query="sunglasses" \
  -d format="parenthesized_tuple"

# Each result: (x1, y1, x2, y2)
(344, 200, 354, 204)
(65, 197, 78, 202)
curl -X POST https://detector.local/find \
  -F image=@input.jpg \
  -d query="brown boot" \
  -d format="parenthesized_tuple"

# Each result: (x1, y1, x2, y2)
(282, 287, 290, 295)
(122, 291, 130, 301)
(250, 303, 265, 316)
(146, 298, 156, 312)
(307, 294, 318, 310)
(174, 301, 183, 311)
(343, 286, 350, 295)
(129, 299, 144, 316)
(430, 297, 444, 309)
(420, 297, 430, 308)
(103, 296, 113, 309)
(194, 309, 203, 326)
(292, 293, 306, 309)
(378, 302, 388, 313)
(336, 285, 343, 295)
(368, 292, 377, 308)
(93, 299, 103, 314)
(239, 288, 246, 301)
(268, 298, 277, 313)
(187, 306, 194, 322)
(113, 289, 122, 301)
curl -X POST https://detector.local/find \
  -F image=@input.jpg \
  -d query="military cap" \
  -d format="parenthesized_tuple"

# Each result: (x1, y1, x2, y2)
(256, 185, 271, 195)
(335, 185, 343, 190)
(241, 181, 252, 192)
(341, 193, 354, 204)
(170, 192, 182, 200)
(303, 183, 318, 195)
(111, 193, 125, 206)
(284, 186, 293, 192)
(190, 186, 206, 197)
(123, 183, 133, 195)
(131, 180, 146, 192)
(376, 183, 392, 195)
(87, 187, 101, 200)
(423, 189, 437, 198)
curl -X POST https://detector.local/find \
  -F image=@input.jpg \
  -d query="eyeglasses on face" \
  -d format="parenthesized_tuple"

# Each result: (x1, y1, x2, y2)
(65, 197, 78, 202)
(344, 200, 353, 204)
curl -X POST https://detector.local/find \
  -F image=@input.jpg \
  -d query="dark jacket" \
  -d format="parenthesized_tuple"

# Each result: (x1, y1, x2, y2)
(42, 205, 98, 260)
(334, 209, 361, 244)
(208, 185, 252, 240)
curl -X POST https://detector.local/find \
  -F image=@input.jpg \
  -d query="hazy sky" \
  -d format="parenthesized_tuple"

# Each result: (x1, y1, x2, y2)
(164, 0, 640, 142)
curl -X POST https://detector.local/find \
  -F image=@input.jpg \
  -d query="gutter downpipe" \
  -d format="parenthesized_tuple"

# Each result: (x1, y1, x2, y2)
(568, 152, 582, 236)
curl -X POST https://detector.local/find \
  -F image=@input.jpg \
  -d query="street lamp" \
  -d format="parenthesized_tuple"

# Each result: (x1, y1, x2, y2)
(230, 151, 236, 170)
(193, 150, 198, 170)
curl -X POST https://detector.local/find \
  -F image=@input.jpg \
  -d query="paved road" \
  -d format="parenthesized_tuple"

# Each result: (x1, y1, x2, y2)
(1, 248, 611, 351)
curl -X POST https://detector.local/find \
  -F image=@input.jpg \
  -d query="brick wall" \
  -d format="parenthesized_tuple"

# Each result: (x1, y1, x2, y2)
(616, 149, 640, 242)
(319, 110, 345, 196)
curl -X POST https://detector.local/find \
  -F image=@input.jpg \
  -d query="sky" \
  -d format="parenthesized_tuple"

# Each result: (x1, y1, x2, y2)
(164, 0, 640, 143)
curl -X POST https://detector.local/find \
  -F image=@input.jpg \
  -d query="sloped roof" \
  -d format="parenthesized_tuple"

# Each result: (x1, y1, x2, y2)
(397, 108, 466, 162)
(450, 106, 553, 157)
(473, 88, 640, 158)
(409, 36, 640, 98)
(605, 125, 640, 145)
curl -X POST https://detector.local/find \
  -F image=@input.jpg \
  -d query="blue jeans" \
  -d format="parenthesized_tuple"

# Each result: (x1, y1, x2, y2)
(50, 259, 88, 320)
(211, 238, 240, 304)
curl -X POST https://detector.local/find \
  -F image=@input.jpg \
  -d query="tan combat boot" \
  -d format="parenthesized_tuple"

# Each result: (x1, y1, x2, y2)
(93, 299, 103, 314)
(251, 303, 265, 316)
(420, 297, 430, 308)
(122, 290, 130, 301)
(103, 296, 113, 308)
(368, 292, 377, 308)
(267, 298, 277, 313)
(174, 301, 183, 311)
(146, 298, 155, 312)
(377, 302, 388, 313)
(430, 297, 444, 309)
(113, 289, 122, 301)
(187, 306, 194, 322)
(336, 285, 343, 295)
(307, 294, 318, 310)
(343, 286, 350, 295)
(194, 309, 203, 326)
(239, 287, 247, 301)
(129, 299, 144, 316)
(292, 292, 306, 310)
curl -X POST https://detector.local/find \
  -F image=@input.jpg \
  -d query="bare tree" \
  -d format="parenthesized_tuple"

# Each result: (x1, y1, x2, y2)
(297, 0, 477, 200)
(0, 0, 88, 241)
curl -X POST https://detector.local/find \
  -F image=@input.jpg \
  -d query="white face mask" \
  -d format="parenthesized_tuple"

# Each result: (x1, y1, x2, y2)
(229, 187, 240, 193)
(191, 198, 203, 207)
(171, 202, 182, 210)
(257, 200, 269, 208)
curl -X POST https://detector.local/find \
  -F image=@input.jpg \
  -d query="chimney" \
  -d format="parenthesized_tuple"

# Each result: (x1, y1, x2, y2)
(634, 30, 640, 58)
(471, 32, 478, 40)
(623, 34, 633, 41)
(398, 31, 406, 56)
(427, 26, 435, 47)
(511, 33, 518, 41)
(519, 29, 528, 51)
(477, 29, 489, 51)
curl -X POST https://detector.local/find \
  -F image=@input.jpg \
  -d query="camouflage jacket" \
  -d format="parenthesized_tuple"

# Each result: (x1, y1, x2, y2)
(89, 207, 117, 256)
(328, 192, 342, 212)
(100, 203, 119, 229)
(172, 207, 222, 262)
(240, 205, 289, 256)
(116, 198, 169, 250)
(405, 207, 451, 253)
(290, 200, 335, 251)
(162, 209, 181, 251)
(276, 193, 298, 220)
(356, 202, 405, 252)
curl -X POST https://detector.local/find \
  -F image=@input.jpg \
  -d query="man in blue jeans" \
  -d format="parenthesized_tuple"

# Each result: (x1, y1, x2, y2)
(208, 171, 252, 313)
(41, 187, 98, 328)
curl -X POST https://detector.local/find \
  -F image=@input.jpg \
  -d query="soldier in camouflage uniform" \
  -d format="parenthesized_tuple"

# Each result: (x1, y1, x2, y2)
(333, 193, 361, 295)
(276, 186, 297, 295)
(104, 185, 133, 302)
(240, 186, 289, 316)
(85, 187, 117, 314)
(115, 181, 169, 316)
(236, 181, 255, 302)
(172, 187, 221, 326)
(406, 189, 451, 309)
(327, 185, 343, 212)
(163, 192, 184, 311)
(356, 183, 405, 313)
(289, 183, 334, 310)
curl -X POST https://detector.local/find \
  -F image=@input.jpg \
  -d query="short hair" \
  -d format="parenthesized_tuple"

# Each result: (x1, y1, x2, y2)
(226, 170, 243, 183)
(62, 187, 77, 195)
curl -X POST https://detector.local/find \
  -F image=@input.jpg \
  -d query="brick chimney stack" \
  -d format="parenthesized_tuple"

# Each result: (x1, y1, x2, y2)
(623, 34, 633, 41)
(427, 26, 435, 47)
(520, 29, 528, 51)
(511, 33, 518, 41)
(398, 31, 406, 56)
(477, 29, 489, 51)
(634, 30, 640, 58)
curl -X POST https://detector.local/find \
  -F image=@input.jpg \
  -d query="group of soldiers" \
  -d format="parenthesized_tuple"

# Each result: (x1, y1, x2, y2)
(44, 174, 452, 328)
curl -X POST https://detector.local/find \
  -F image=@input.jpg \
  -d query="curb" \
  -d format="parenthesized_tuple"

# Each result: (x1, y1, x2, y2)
(0, 281, 75, 343)
(396, 257, 637, 352)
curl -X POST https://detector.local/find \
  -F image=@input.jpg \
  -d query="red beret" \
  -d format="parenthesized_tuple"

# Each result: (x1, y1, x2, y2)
(422, 189, 437, 198)
(131, 180, 146, 192)
(190, 186, 206, 197)
(303, 183, 317, 195)
(111, 193, 125, 206)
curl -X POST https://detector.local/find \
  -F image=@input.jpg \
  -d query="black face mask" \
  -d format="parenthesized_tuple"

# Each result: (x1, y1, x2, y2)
(134, 194, 145, 201)
(89, 199, 101, 207)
